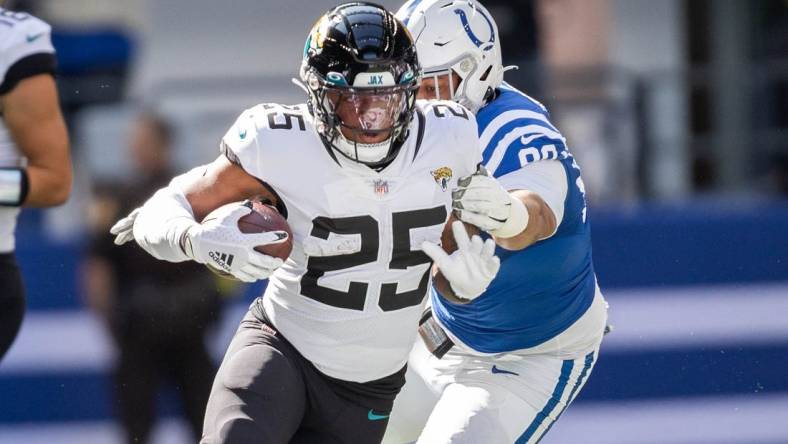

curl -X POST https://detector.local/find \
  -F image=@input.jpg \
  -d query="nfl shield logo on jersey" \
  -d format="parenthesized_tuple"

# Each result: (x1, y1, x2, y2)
(373, 179, 389, 196)
(431, 167, 453, 191)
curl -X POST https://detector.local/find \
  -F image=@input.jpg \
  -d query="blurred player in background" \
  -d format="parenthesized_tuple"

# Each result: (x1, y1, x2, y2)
(109, 3, 501, 443)
(0, 4, 72, 363)
(82, 113, 220, 444)
(384, 1, 609, 443)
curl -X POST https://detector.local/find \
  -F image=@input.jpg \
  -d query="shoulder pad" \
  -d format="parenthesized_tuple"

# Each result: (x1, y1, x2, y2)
(418, 99, 473, 121)
(0, 10, 53, 51)
(220, 103, 311, 179)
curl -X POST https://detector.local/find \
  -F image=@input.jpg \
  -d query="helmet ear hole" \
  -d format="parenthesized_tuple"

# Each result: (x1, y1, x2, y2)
(479, 65, 493, 82)
(483, 87, 495, 103)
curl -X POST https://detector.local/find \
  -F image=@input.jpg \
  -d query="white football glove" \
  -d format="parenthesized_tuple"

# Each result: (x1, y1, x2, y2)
(452, 166, 529, 238)
(421, 221, 500, 301)
(110, 207, 140, 245)
(182, 202, 287, 282)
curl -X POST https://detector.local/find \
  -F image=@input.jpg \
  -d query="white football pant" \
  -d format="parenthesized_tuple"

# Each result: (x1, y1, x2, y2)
(384, 289, 608, 444)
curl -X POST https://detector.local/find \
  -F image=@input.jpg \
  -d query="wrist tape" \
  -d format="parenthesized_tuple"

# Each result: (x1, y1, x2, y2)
(490, 194, 529, 239)
(0, 167, 29, 207)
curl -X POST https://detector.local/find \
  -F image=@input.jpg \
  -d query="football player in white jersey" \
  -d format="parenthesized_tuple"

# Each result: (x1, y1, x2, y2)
(384, 1, 610, 443)
(0, 5, 72, 363)
(109, 3, 503, 443)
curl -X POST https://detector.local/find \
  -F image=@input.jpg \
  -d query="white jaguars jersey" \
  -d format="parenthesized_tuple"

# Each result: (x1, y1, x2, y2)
(221, 100, 481, 382)
(0, 8, 55, 252)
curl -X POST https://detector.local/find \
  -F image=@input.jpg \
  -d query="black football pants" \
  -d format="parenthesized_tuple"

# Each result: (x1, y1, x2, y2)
(201, 309, 405, 444)
(0, 253, 24, 364)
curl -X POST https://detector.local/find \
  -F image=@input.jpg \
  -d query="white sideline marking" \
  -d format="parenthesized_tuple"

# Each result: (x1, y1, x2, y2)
(544, 393, 788, 444)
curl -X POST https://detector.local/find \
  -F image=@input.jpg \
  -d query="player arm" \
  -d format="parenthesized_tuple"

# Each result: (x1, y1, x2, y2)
(493, 160, 567, 250)
(0, 73, 71, 207)
(493, 189, 556, 250)
(113, 107, 288, 281)
(180, 154, 275, 222)
(129, 155, 272, 262)
(123, 155, 287, 282)
(125, 104, 279, 261)
(453, 160, 567, 251)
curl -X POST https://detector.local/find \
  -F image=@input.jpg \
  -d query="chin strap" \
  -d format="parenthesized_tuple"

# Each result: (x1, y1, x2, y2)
(291, 77, 309, 94)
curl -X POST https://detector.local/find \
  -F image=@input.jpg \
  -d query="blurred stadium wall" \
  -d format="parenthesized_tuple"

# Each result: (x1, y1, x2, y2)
(1, 0, 787, 443)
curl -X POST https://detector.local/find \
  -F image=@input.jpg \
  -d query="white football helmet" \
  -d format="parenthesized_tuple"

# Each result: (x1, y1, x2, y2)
(396, 0, 512, 113)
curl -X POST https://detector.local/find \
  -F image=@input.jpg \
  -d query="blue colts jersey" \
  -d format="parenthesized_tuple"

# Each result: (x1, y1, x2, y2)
(431, 83, 597, 353)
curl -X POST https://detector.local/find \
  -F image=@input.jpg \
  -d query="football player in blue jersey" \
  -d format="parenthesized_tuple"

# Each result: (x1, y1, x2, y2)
(385, 1, 610, 443)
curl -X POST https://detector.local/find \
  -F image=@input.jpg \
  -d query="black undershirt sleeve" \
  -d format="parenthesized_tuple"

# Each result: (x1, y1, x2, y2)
(0, 52, 56, 95)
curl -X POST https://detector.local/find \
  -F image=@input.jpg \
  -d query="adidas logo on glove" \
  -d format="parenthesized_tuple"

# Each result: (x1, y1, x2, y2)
(209, 251, 235, 272)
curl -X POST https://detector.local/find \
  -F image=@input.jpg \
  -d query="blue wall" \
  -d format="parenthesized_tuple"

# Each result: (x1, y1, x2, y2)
(590, 199, 788, 288)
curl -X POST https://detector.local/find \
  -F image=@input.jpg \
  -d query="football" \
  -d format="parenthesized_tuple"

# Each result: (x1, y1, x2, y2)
(433, 214, 481, 303)
(439, 213, 481, 254)
(199, 200, 292, 281)
(237, 200, 293, 261)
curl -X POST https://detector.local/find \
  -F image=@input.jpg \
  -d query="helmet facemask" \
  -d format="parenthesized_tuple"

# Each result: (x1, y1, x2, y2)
(304, 67, 420, 168)
(420, 52, 497, 113)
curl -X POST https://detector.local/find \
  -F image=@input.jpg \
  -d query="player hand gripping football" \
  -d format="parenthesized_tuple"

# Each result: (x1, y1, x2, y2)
(421, 221, 500, 301)
(111, 202, 287, 282)
(180, 203, 288, 282)
(452, 165, 529, 239)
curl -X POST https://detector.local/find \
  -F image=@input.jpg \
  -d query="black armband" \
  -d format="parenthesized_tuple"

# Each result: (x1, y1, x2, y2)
(0, 167, 29, 207)
(0, 53, 57, 95)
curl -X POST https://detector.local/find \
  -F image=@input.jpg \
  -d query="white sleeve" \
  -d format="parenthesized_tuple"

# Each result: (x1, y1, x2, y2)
(497, 160, 567, 238)
(132, 169, 205, 263)
(0, 14, 55, 84)
(219, 106, 265, 179)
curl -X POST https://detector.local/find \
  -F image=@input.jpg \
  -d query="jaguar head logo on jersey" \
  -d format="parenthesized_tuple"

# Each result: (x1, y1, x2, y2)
(431, 167, 453, 191)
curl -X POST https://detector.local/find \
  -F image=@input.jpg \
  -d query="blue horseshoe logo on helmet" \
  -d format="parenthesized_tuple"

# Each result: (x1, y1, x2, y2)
(454, 8, 495, 51)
